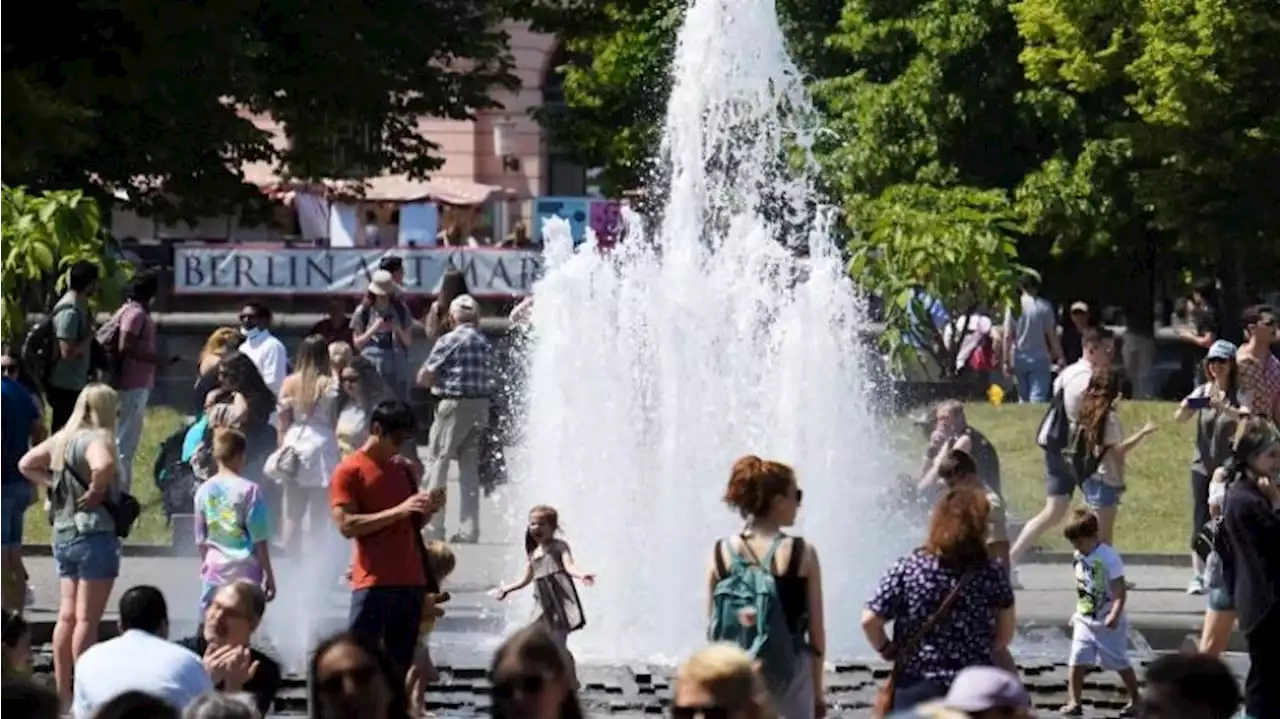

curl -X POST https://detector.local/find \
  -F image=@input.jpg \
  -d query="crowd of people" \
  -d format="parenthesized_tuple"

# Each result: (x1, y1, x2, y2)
(0, 260, 1276, 719)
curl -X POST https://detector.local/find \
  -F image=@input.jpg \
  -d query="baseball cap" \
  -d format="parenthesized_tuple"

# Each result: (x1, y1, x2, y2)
(941, 666, 1031, 713)
(1206, 339, 1237, 362)
(1070, 301, 1090, 314)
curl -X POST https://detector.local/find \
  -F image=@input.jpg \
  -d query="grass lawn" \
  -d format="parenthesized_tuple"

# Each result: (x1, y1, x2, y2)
(23, 405, 189, 546)
(958, 401, 1193, 554)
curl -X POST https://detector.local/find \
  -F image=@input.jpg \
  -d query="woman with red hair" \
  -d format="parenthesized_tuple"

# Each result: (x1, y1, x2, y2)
(862, 487, 1016, 713)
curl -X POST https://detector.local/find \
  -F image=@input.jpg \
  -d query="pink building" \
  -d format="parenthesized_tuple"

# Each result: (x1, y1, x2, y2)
(113, 23, 588, 243)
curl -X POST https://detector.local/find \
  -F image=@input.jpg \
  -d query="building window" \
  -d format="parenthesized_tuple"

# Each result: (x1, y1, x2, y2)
(542, 44, 588, 197)
(289, 115, 381, 180)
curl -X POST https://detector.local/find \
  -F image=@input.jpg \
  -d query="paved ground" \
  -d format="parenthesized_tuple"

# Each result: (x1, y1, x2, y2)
(21, 474, 1246, 717)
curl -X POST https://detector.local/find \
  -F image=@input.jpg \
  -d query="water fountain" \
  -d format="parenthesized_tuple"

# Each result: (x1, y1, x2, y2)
(514, 0, 910, 663)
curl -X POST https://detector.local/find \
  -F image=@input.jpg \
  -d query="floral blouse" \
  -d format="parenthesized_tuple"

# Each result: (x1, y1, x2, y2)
(867, 549, 1014, 685)
(1237, 351, 1280, 420)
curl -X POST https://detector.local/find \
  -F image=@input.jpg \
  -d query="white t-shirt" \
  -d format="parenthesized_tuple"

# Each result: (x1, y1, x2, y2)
(1054, 359, 1094, 422)
(1097, 411, 1125, 486)
(1073, 543, 1126, 623)
(72, 629, 212, 718)
(238, 331, 289, 397)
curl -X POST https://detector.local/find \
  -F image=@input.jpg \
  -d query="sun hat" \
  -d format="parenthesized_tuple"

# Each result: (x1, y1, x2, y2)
(1206, 339, 1237, 362)
(941, 666, 1031, 713)
(449, 294, 479, 315)
(367, 270, 401, 297)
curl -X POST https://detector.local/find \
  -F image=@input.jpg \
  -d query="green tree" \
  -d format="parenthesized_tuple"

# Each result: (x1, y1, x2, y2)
(848, 185, 1028, 378)
(1013, 0, 1280, 321)
(522, 0, 848, 196)
(1, 187, 130, 344)
(3, 0, 518, 222)
(813, 0, 1052, 374)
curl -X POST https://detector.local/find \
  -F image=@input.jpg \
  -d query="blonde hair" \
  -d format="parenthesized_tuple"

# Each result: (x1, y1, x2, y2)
(50, 383, 119, 471)
(676, 644, 776, 719)
(328, 341, 353, 370)
(200, 327, 240, 365)
(292, 335, 332, 416)
(423, 540, 457, 580)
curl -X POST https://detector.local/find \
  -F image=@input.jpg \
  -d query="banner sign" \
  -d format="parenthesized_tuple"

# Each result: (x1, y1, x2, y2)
(174, 246, 541, 297)
(533, 196, 624, 247)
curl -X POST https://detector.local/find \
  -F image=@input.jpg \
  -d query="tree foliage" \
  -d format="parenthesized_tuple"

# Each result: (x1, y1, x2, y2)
(522, 0, 848, 196)
(1014, 0, 1280, 265)
(1, 187, 130, 343)
(2, 0, 518, 221)
(848, 185, 1028, 377)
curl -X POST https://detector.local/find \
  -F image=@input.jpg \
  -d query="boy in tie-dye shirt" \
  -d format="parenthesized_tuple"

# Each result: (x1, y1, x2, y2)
(194, 429, 275, 611)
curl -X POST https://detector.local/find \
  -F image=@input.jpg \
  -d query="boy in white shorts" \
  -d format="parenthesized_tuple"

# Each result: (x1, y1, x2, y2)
(1062, 508, 1141, 716)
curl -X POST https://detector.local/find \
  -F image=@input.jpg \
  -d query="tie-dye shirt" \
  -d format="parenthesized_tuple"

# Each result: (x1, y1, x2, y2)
(194, 472, 270, 584)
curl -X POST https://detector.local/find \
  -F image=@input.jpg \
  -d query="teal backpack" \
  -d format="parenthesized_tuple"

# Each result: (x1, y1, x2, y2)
(708, 534, 805, 694)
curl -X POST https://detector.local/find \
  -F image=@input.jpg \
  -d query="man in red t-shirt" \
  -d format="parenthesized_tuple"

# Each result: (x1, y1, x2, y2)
(329, 399, 444, 677)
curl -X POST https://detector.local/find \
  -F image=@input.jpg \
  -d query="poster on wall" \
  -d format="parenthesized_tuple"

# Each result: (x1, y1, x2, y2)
(397, 202, 439, 247)
(533, 196, 628, 247)
(533, 196, 590, 245)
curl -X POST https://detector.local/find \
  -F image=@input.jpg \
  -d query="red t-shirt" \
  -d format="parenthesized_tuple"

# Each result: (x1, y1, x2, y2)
(329, 450, 425, 590)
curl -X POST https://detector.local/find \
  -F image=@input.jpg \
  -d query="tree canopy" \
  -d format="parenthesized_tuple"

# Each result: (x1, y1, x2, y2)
(2, 0, 518, 221)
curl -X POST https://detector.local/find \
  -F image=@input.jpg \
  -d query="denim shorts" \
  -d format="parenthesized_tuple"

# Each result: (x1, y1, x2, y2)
(1044, 450, 1077, 498)
(53, 532, 121, 581)
(1083, 476, 1124, 508)
(1, 482, 34, 548)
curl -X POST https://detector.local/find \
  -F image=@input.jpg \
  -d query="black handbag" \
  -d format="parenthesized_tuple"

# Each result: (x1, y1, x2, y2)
(65, 462, 141, 539)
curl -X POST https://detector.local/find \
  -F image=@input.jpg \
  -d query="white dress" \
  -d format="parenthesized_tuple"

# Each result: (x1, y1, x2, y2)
(282, 383, 341, 488)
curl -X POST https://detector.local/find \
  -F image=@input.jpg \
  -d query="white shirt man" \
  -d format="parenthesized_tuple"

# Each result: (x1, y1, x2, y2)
(73, 587, 212, 717)
(236, 302, 289, 397)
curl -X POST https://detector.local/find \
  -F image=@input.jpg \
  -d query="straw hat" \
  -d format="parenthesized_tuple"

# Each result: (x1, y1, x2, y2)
(368, 269, 401, 297)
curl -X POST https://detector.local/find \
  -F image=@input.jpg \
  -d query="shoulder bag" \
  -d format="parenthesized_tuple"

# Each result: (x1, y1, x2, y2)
(872, 569, 976, 718)
(64, 460, 141, 539)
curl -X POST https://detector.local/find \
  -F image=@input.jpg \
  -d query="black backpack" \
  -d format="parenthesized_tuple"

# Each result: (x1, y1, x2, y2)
(19, 304, 77, 386)
(1036, 389, 1070, 450)
(1061, 421, 1110, 487)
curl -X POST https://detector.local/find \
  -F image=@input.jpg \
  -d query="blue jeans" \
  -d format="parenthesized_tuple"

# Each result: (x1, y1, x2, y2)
(1, 482, 33, 548)
(349, 586, 425, 676)
(1082, 476, 1124, 508)
(53, 532, 121, 581)
(116, 387, 150, 494)
(1014, 355, 1053, 403)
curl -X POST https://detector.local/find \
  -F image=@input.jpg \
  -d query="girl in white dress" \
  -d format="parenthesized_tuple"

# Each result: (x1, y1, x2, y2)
(276, 335, 340, 553)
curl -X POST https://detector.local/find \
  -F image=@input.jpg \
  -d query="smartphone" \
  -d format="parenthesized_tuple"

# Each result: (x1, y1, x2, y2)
(1185, 395, 1212, 410)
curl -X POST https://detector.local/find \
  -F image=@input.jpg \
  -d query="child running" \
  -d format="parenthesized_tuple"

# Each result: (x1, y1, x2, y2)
(494, 505, 595, 682)
(1062, 508, 1140, 716)
(194, 428, 276, 613)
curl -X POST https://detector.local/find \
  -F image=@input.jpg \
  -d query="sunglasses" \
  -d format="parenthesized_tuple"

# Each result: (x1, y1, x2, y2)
(341, 374, 361, 384)
(492, 673, 548, 700)
(670, 706, 730, 719)
(795, 489, 804, 504)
